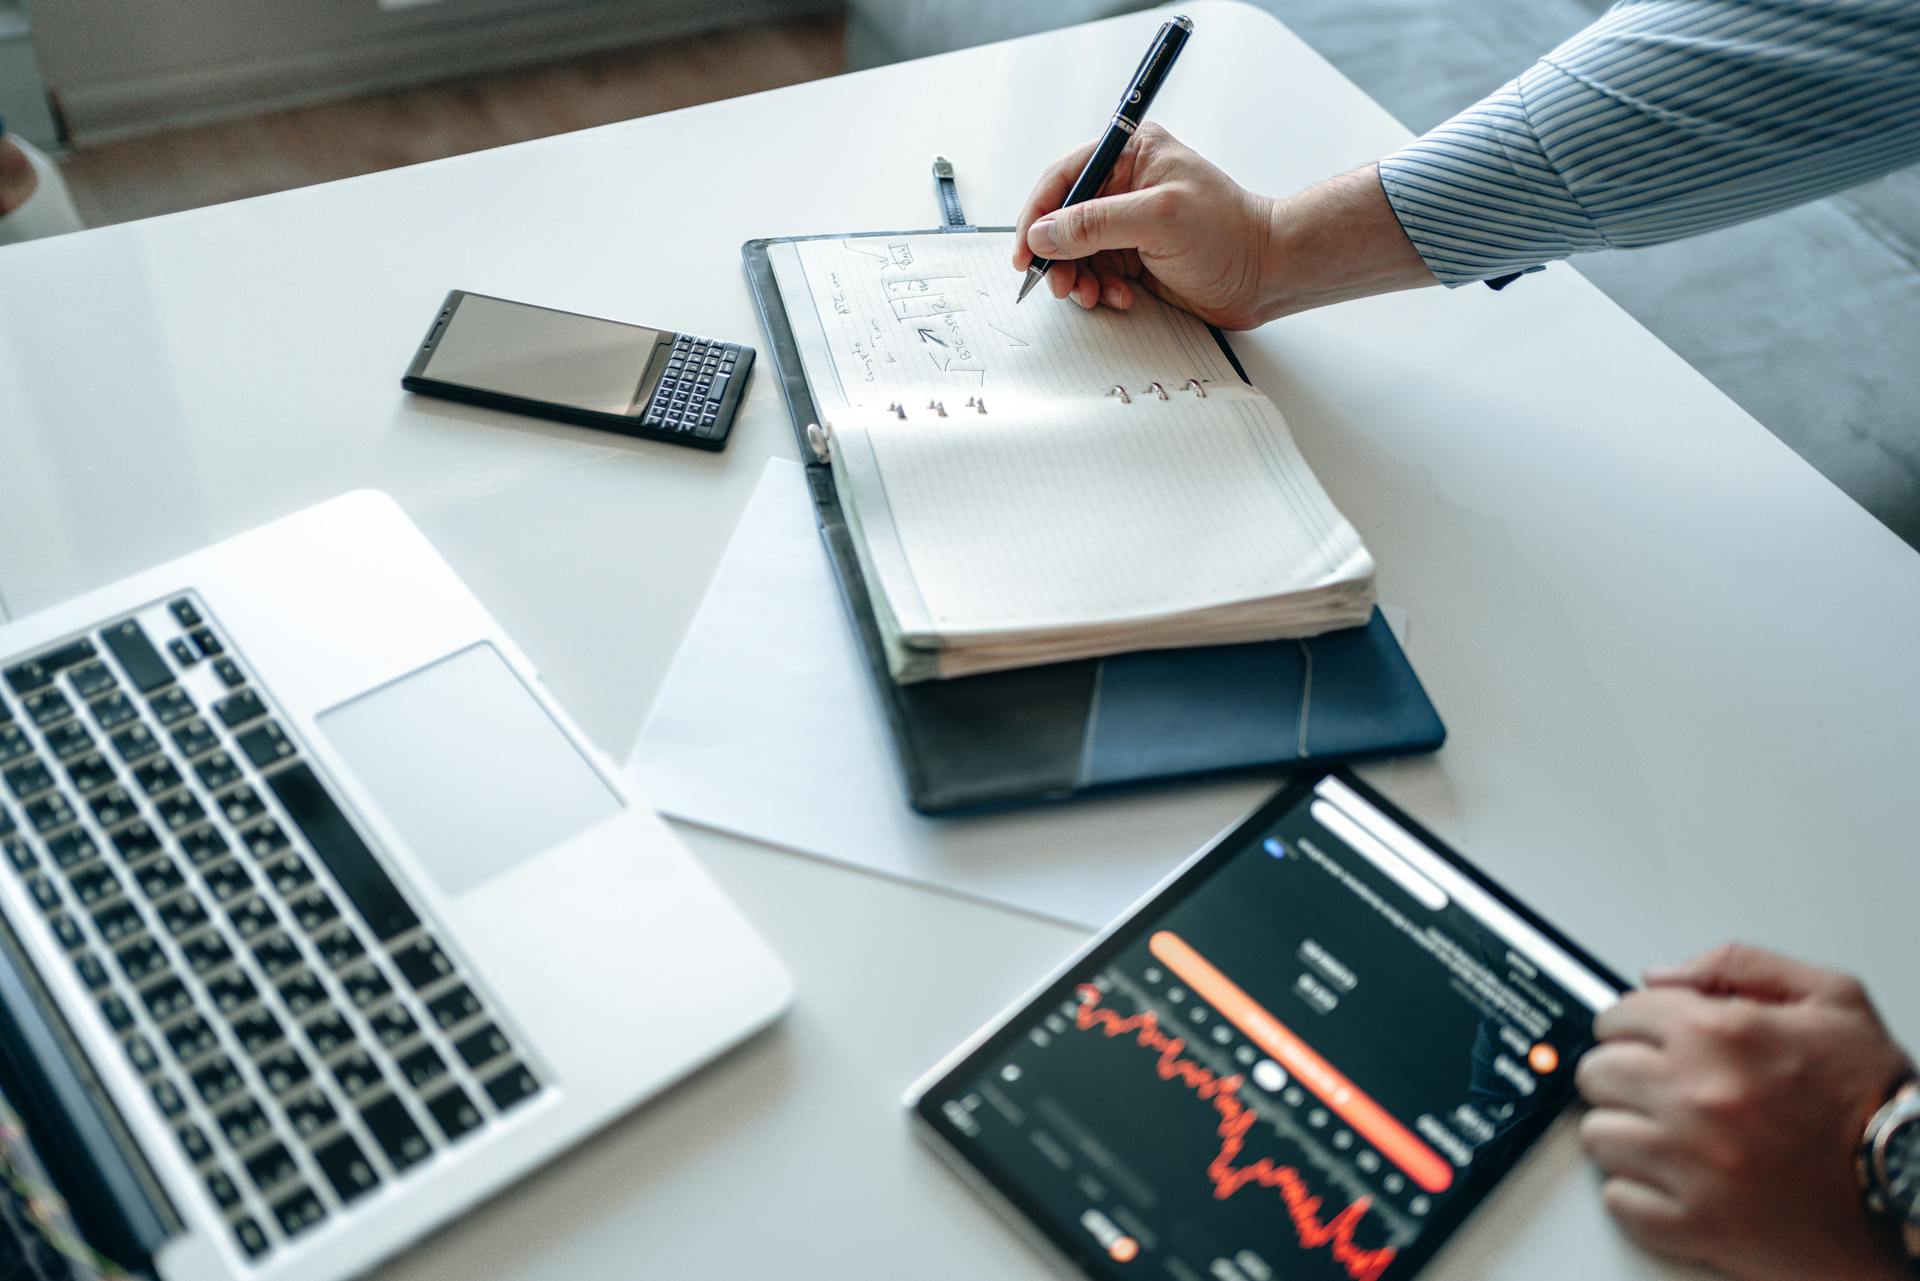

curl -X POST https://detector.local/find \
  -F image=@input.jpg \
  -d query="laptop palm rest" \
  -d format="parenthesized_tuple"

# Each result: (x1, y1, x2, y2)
(318, 642, 623, 898)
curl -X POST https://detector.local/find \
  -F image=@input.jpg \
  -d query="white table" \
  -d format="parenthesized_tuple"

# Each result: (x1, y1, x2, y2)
(4, 4, 1918, 1276)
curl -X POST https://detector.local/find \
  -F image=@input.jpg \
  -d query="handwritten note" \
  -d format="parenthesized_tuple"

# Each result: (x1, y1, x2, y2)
(791, 233, 1241, 414)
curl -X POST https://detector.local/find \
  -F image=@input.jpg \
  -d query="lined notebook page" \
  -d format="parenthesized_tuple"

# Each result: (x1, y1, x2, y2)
(835, 395, 1373, 638)
(789, 233, 1240, 413)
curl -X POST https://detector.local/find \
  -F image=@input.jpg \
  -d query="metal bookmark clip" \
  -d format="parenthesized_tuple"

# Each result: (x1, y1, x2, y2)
(806, 422, 831, 463)
(932, 155, 970, 231)
(1107, 385, 1132, 404)
(1183, 379, 1207, 397)
(1148, 381, 1169, 400)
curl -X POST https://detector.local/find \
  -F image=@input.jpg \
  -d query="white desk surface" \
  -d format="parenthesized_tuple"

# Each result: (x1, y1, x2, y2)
(3, 3, 1918, 1276)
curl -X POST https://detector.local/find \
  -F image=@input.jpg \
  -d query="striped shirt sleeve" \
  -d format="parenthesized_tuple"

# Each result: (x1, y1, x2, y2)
(1377, 0, 1920, 287)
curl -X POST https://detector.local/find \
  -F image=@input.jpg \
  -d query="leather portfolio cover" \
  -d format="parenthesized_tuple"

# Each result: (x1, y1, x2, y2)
(743, 230, 1445, 814)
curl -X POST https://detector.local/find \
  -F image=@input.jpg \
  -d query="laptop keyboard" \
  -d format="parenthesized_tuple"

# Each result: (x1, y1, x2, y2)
(0, 597, 544, 1264)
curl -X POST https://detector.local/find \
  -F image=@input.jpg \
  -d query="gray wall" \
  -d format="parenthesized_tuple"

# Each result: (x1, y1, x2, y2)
(36, 0, 835, 142)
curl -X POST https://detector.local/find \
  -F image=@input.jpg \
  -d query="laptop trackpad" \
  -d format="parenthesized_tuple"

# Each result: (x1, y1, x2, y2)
(317, 643, 622, 898)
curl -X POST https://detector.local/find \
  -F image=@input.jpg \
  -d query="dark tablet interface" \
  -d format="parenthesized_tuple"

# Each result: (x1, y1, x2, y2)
(917, 773, 1622, 1281)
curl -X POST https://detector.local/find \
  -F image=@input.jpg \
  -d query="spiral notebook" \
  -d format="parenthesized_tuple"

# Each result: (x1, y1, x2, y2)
(743, 228, 1442, 811)
(773, 232, 1376, 681)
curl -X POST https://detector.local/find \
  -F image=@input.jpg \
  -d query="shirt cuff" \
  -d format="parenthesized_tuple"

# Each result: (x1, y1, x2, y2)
(1377, 72, 1609, 288)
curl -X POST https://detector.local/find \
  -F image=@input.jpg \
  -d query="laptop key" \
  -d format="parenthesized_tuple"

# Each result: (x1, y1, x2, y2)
(302, 1009, 354, 1058)
(159, 893, 210, 937)
(483, 1062, 541, 1112)
(204, 860, 253, 904)
(231, 1215, 269, 1260)
(44, 721, 92, 761)
(426, 985, 482, 1032)
(229, 1005, 284, 1056)
(190, 1055, 246, 1107)
(242, 819, 289, 860)
(100, 620, 173, 694)
(397, 1045, 448, 1091)
(268, 764, 419, 942)
(252, 933, 301, 977)
(143, 977, 193, 1022)
(70, 661, 117, 700)
(213, 658, 245, 689)
(93, 900, 142, 945)
(24, 872, 61, 911)
(74, 952, 110, 991)
(332, 1049, 384, 1099)
(166, 1014, 219, 1063)
(216, 1099, 271, 1148)
(341, 966, 391, 1011)
(23, 689, 73, 728)
(284, 1090, 337, 1140)
(2, 835, 31, 872)
(229, 897, 278, 940)
(49, 912, 84, 950)
(150, 1077, 186, 1119)
(149, 687, 195, 726)
(156, 792, 205, 834)
(311, 1131, 380, 1203)
(132, 757, 183, 797)
(125, 1033, 161, 1075)
(169, 599, 203, 629)
(289, 887, 339, 933)
(133, 853, 186, 901)
(171, 718, 218, 759)
(257, 1044, 311, 1095)
(180, 826, 229, 867)
(271, 1184, 325, 1240)
(367, 1004, 419, 1051)
(67, 752, 117, 794)
(194, 750, 241, 792)
(315, 926, 365, 970)
(4, 639, 97, 695)
(115, 936, 167, 986)
(264, 852, 314, 895)
(109, 723, 159, 763)
(88, 691, 136, 731)
(236, 721, 293, 769)
(5, 760, 54, 799)
(98, 993, 134, 1032)
(112, 820, 162, 862)
(47, 828, 98, 870)
(244, 1141, 298, 1195)
(214, 689, 265, 728)
(182, 931, 236, 976)
(277, 971, 327, 1017)
(190, 628, 224, 658)
(206, 968, 259, 1014)
(205, 1166, 241, 1209)
(392, 936, 454, 990)
(424, 1084, 485, 1143)
(217, 784, 264, 826)
(360, 1093, 431, 1172)
(68, 863, 121, 907)
(177, 1121, 213, 1164)
(453, 1024, 511, 1071)
(0, 725, 30, 766)
(25, 792, 76, 834)
(88, 785, 138, 827)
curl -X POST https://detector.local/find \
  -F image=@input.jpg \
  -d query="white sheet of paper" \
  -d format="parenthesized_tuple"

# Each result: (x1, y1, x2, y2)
(626, 458, 1283, 929)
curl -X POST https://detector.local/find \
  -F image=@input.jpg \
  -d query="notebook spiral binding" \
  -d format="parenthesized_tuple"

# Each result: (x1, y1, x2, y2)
(804, 379, 1215, 462)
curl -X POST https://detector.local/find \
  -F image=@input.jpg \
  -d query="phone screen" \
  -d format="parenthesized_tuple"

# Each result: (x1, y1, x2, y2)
(421, 294, 664, 416)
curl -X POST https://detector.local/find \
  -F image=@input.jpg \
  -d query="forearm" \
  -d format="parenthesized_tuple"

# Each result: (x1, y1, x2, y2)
(1256, 164, 1438, 321)
(1380, 0, 1920, 286)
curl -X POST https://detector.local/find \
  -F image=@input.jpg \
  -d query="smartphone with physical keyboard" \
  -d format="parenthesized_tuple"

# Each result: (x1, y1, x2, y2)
(401, 290, 751, 450)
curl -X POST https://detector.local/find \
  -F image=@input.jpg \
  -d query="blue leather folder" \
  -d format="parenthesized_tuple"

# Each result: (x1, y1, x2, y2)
(743, 231, 1446, 814)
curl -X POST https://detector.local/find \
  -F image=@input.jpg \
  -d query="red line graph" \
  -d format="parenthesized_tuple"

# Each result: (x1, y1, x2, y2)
(1073, 982, 1400, 1281)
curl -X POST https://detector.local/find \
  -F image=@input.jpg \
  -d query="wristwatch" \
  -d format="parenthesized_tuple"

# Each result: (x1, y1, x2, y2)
(1859, 1078, 1920, 1268)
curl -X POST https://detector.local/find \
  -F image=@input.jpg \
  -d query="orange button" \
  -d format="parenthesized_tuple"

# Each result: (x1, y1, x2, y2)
(1528, 1043, 1560, 1075)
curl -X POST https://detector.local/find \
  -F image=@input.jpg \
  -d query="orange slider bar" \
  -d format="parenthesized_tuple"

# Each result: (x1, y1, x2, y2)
(1148, 931, 1455, 1195)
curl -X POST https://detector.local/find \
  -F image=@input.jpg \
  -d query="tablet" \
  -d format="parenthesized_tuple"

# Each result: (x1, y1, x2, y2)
(908, 769, 1628, 1281)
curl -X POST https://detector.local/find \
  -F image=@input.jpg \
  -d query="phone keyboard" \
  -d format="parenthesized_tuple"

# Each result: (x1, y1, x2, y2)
(642, 335, 740, 434)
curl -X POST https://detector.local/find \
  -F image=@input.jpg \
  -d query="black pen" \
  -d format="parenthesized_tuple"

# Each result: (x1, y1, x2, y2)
(1017, 14, 1194, 304)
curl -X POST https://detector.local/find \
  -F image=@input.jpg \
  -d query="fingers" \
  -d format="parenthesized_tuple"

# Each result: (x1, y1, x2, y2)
(1579, 1109, 1678, 1190)
(1593, 988, 1702, 1047)
(1574, 1041, 1665, 1111)
(1014, 139, 1101, 271)
(1027, 188, 1168, 262)
(1598, 1177, 1696, 1259)
(1644, 942, 1853, 1005)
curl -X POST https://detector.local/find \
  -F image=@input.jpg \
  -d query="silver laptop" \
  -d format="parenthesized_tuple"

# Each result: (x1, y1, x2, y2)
(0, 491, 790, 1280)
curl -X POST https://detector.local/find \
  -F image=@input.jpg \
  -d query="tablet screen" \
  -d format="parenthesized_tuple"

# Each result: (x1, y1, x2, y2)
(912, 772, 1624, 1281)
